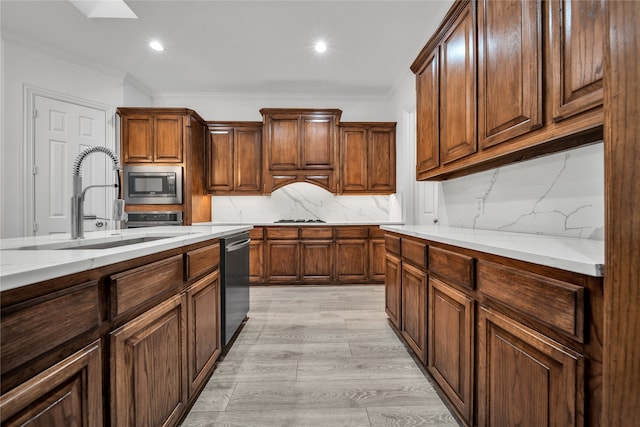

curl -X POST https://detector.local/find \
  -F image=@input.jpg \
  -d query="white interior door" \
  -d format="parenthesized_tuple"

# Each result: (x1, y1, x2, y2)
(33, 95, 112, 235)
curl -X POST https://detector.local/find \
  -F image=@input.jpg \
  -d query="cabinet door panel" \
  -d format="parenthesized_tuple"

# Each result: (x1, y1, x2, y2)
(478, 0, 542, 148)
(153, 115, 183, 163)
(335, 240, 368, 282)
(0, 341, 103, 427)
(249, 240, 264, 284)
(550, 0, 605, 121)
(440, 3, 476, 164)
(301, 240, 333, 281)
(385, 253, 402, 329)
(368, 127, 396, 192)
(416, 49, 440, 176)
(265, 241, 300, 282)
(401, 263, 427, 364)
(234, 127, 262, 192)
(340, 127, 368, 192)
(428, 277, 473, 423)
(111, 294, 187, 427)
(268, 117, 299, 169)
(301, 116, 334, 169)
(206, 129, 234, 192)
(369, 238, 386, 281)
(122, 116, 153, 163)
(477, 306, 582, 427)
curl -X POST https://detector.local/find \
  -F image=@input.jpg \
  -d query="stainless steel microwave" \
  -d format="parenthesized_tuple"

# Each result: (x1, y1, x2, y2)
(124, 165, 183, 205)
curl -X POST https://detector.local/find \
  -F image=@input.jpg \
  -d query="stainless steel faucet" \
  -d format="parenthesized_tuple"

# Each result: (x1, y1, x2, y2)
(71, 146, 127, 239)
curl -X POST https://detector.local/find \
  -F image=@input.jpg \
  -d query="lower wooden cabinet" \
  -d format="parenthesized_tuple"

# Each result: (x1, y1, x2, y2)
(428, 277, 474, 424)
(0, 340, 103, 427)
(369, 237, 386, 281)
(110, 293, 188, 427)
(384, 252, 402, 329)
(186, 271, 220, 397)
(301, 240, 333, 281)
(335, 239, 368, 282)
(249, 239, 264, 283)
(477, 306, 583, 427)
(401, 262, 428, 364)
(265, 240, 300, 282)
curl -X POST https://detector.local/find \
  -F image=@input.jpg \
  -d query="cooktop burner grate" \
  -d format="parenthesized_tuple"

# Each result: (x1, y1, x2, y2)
(274, 219, 326, 223)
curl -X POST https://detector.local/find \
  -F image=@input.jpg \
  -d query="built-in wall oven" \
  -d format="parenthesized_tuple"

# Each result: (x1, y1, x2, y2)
(124, 165, 183, 205)
(125, 211, 183, 228)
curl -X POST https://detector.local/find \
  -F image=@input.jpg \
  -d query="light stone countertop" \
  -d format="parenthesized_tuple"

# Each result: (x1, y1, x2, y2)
(0, 225, 251, 292)
(200, 221, 405, 226)
(380, 225, 604, 277)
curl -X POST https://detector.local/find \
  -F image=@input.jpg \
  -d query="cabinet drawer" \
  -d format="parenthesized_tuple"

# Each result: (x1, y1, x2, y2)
(1, 281, 101, 375)
(249, 227, 264, 240)
(369, 226, 386, 238)
(336, 226, 368, 239)
(111, 255, 183, 318)
(402, 238, 428, 269)
(300, 227, 333, 239)
(429, 246, 474, 289)
(186, 243, 220, 281)
(266, 227, 299, 239)
(477, 261, 585, 341)
(385, 234, 401, 255)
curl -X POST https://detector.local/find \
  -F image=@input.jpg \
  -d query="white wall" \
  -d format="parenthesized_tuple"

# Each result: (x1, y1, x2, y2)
(1, 41, 125, 238)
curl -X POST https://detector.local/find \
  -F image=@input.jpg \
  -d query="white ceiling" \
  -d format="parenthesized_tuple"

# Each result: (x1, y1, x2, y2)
(1, 0, 454, 96)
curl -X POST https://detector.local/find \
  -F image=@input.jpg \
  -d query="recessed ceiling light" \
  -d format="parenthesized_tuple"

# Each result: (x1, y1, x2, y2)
(149, 40, 164, 52)
(314, 40, 327, 53)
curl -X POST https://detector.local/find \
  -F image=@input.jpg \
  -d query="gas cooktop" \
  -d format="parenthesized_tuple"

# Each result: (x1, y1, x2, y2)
(274, 219, 326, 223)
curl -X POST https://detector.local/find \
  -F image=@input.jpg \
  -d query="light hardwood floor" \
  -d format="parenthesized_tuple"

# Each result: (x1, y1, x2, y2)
(181, 285, 459, 427)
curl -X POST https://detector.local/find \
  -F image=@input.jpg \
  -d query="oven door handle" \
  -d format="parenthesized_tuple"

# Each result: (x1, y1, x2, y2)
(226, 239, 250, 253)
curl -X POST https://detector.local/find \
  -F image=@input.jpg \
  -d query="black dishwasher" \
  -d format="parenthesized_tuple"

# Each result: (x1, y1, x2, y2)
(220, 231, 250, 347)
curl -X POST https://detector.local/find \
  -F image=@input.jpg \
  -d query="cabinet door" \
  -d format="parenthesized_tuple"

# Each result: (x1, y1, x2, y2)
(301, 114, 335, 169)
(249, 240, 264, 284)
(368, 126, 396, 193)
(478, 0, 542, 148)
(335, 239, 368, 282)
(122, 115, 153, 163)
(549, 0, 605, 121)
(153, 115, 183, 163)
(428, 277, 474, 424)
(301, 240, 333, 282)
(340, 126, 368, 192)
(477, 306, 583, 427)
(416, 49, 440, 176)
(267, 116, 299, 170)
(265, 240, 300, 282)
(111, 293, 187, 427)
(187, 271, 220, 397)
(385, 253, 402, 329)
(401, 263, 427, 364)
(234, 126, 263, 193)
(369, 238, 386, 281)
(0, 341, 103, 427)
(440, 2, 476, 164)
(206, 128, 234, 192)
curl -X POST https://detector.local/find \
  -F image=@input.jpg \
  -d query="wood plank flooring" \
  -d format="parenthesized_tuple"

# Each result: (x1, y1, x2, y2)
(181, 285, 459, 427)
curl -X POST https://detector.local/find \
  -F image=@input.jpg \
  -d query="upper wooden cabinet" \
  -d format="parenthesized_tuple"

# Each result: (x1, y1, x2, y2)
(205, 122, 262, 194)
(412, 0, 604, 181)
(549, 0, 605, 122)
(339, 123, 396, 194)
(261, 109, 341, 193)
(478, 0, 543, 149)
(121, 112, 183, 163)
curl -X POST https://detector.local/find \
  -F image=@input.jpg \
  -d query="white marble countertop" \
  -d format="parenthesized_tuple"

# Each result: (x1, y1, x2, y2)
(380, 225, 604, 277)
(199, 221, 405, 227)
(0, 225, 251, 292)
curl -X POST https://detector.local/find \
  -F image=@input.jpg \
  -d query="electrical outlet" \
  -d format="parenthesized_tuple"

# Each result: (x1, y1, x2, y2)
(475, 197, 484, 214)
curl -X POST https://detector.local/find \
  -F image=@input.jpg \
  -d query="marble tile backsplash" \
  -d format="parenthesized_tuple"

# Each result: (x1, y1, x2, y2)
(438, 143, 604, 240)
(211, 182, 403, 224)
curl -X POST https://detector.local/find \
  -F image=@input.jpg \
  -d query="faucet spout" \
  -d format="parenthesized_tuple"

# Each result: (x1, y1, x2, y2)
(70, 146, 124, 239)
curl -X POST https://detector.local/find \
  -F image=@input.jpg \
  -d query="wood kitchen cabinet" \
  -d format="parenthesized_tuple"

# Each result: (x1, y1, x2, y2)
(301, 227, 334, 282)
(265, 228, 300, 282)
(111, 293, 188, 427)
(477, 306, 582, 427)
(369, 228, 386, 281)
(121, 113, 183, 163)
(0, 340, 103, 427)
(206, 122, 263, 194)
(249, 227, 265, 284)
(401, 262, 428, 365)
(335, 227, 368, 282)
(384, 252, 402, 330)
(261, 108, 341, 193)
(415, 49, 440, 176)
(339, 123, 396, 194)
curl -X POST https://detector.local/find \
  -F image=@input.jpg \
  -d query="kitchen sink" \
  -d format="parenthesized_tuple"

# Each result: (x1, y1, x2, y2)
(12, 233, 193, 251)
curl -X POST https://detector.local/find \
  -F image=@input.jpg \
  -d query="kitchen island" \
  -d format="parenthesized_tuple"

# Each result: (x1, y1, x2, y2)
(0, 224, 249, 427)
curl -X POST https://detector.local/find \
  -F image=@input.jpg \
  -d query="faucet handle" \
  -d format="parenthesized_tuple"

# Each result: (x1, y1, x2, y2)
(113, 199, 128, 222)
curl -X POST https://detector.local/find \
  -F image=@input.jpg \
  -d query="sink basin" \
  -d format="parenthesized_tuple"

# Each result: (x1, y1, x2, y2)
(13, 234, 192, 251)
